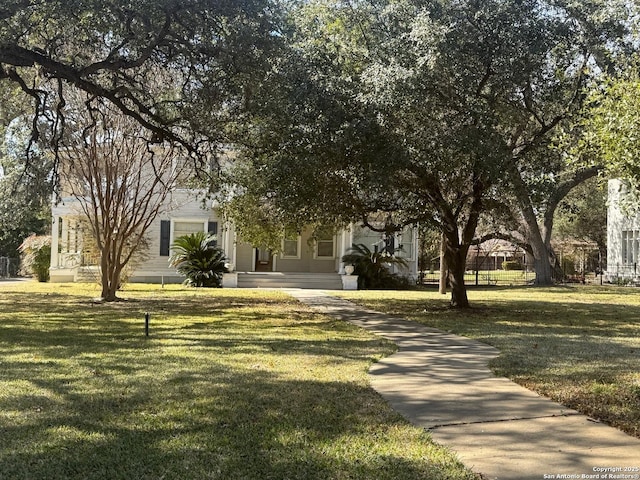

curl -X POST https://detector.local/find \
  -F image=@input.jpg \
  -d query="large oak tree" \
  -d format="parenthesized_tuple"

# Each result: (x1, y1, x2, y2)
(227, 0, 629, 306)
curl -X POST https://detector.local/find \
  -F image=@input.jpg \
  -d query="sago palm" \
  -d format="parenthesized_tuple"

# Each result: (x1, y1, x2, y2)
(341, 243, 408, 289)
(169, 231, 228, 287)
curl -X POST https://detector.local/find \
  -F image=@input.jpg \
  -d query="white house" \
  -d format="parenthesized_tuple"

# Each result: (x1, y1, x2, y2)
(606, 178, 640, 282)
(49, 188, 419, 289)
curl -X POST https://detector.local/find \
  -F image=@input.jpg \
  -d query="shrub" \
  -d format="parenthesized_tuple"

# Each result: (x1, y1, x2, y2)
(341, 243, 410, 289)
(169, 231, 228, 287)
(19, 234, 51, 282)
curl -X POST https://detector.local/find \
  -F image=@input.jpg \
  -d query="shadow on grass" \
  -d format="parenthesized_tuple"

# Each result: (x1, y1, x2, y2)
(0, 288, 478, 480)
(0, 364, 471, 480)
(343, 287, 640, 437)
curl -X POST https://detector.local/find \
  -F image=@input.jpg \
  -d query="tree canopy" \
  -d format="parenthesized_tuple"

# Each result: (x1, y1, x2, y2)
(0, 0, 635, 305)
(0, 0, 283, 187)
(225, 0, 632, 307)
(0, 114, 53, 258)
(584, 67, 640, 199)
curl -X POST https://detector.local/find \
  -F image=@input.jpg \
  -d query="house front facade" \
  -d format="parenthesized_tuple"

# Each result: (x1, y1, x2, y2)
(606, 178, 640, 282)
(50, 188, 419, 289)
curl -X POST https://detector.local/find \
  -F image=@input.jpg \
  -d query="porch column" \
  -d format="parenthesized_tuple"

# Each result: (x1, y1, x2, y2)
(338, 230, 345, 274)
(412, 227, 419, 276)
(223, 222, 234, 268)
(50, 216, 60, 268)
(232, 232, 237, 271)
(339, 225, 353, 274)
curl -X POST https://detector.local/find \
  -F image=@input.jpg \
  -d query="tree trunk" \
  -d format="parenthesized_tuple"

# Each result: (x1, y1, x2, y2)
(443, 236, 471, 308)
(100, 248, 120, 302)
(439, 232, 447, 295)
(507, 161, 600, 286)
(529, 234, 554, 285)
(447, 252, 469, 308)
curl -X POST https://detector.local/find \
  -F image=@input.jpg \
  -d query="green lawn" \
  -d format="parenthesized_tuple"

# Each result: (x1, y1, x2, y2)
(0, 282, 479, 480)
(339, 286, 640, 438)
(421, 269, 537, 286)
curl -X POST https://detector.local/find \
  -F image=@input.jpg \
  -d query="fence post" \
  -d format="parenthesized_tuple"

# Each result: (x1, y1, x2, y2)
(475, 244, 479, 286)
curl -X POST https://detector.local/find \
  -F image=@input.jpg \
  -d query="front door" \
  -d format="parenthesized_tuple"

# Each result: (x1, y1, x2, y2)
(255, 248, 273, 271)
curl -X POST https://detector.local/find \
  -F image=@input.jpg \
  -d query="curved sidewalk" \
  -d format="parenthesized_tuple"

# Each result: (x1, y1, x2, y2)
(289, 290, 640, 480)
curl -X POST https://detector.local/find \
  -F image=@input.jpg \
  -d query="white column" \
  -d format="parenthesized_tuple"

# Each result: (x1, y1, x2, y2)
(50, 216, 60, 268)
(338, 230, 345, 274)
(231, 228, 237, 269)
(339, 225, 352, 274)
(224, 223, 232, 264)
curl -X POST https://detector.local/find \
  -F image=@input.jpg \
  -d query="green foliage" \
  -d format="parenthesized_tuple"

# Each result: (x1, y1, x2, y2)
(169, 231, 228, 287)
(218, 173, 298, 253)
(18, 234, 51, 282)
(418, 226, 441, 273)
(229, 0, 631, 305)
(0, 176, 49, 257)
(552, 177, 606, 272)
(0, 0, 283, 175)
(0, 117, 54, 257)
(583, 68, 640, 196)
(554, 178, 607, 246)
(342, 243, 409, 290)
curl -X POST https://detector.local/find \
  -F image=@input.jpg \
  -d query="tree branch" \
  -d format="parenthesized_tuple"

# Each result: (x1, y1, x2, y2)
(542, 165, 602, 245)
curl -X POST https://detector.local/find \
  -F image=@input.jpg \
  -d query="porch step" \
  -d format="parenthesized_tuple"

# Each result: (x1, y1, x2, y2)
(237, 272, 343, 290)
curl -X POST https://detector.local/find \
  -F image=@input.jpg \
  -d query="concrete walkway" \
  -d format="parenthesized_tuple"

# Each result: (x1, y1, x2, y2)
(288, 289, 640, 480)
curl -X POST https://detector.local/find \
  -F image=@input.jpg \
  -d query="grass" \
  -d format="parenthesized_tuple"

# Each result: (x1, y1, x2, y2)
(338, 285, 640, 438)
(421, 269, 536, 286)
(0, 282, 479, 480)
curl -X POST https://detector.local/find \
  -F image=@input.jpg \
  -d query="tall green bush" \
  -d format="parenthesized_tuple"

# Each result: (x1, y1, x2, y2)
(19, 234, 51, 282)
(169, 232, 228, 287)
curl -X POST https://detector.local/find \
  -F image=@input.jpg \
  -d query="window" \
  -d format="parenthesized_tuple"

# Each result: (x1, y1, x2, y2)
(395, 227, 415, 259)
(282, 234, 301, 259)
(352, 225, 385, 254)
(352, 225, 414, 259)
(174, 221, 206, 239)
(622, 230, 640, 264)
(316, 231, 335, 258)
(160, 219, 218, 257)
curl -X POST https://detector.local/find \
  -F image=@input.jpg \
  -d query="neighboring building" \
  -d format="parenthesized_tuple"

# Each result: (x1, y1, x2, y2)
(606, 178, 640, 282)
(49, 188, 419, 289)
(465, 239, 530, 272)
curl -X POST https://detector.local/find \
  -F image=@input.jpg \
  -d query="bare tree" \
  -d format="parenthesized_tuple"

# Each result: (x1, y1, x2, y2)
(61, 99, 187, 301)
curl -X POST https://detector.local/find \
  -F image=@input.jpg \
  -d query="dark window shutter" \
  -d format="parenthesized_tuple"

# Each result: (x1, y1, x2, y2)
(208, 221, 218, 246)
(160, 220, 170, 256)
(384, 235, 395, 255)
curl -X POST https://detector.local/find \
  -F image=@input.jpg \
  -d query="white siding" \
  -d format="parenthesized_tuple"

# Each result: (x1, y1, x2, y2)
(606, 179, 640, 279)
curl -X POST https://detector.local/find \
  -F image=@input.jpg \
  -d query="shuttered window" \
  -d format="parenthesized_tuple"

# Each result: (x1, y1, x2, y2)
(161, 220, 218, 256)
(160, 220, 171, 256)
